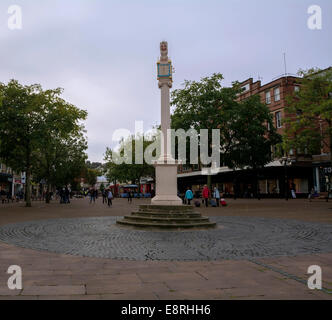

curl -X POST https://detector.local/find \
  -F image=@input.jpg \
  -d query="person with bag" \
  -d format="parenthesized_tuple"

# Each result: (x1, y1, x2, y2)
(213, 187, 220, 207)
(107, 189, 113, 207)
(127, 190, 132, 204)
(185, 187, 194, 205)
(202, 185, 210, 207)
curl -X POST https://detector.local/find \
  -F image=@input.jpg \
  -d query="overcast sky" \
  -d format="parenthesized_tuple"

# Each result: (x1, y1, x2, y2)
(0, 0, 331, 162)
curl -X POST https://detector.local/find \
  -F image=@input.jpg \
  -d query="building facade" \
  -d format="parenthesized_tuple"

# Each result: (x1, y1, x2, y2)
(177, 72, 331, 198)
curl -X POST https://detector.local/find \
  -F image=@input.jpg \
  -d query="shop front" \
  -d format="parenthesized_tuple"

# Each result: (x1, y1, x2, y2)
(0, 173, 13, 192)
(177, 164, 313, 199)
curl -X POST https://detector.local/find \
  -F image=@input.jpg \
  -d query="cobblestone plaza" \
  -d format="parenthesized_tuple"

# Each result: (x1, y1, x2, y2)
(0, 198, 331, 299)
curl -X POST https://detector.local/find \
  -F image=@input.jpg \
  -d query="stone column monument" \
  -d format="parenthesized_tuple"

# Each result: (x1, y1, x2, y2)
(151, 41, 182, 206)
(116, 42, 215, 229)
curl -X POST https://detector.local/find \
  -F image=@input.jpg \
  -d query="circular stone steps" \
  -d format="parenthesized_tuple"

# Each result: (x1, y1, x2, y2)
(132, 212, 202, 218)
(116, 205, 216, 230)
(124, 216, 210, 223)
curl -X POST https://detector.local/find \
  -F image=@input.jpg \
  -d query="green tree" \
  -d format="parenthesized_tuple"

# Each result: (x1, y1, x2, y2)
(33, 133, 88, 202)
(0, 80, 87, 206)
(171, 73, 281, 195)
(83, 167, 100, 187)
(284, 68, 332, 160)
(104, 135, 156, 193)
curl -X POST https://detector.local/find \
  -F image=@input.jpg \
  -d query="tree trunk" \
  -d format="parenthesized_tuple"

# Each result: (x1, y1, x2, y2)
(256, 168, 261, 200)
(113, 179, 117, 197)
(25, 168, 32, 207)
(45, 184, 51, 204)
(233, 169, 237, 200)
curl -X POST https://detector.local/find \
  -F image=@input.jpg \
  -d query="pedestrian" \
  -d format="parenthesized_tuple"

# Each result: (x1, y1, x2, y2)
(185, 187, 194, 205)
(65, 187, 70, 204)
(308, 188, 315, 202)
(202, 185, 210, 207)
(89, 188, 96, 204)
(0, 189, 6, 204)
(60, 188, 65, 204)
(178, 191, 185, 204)
(102, 189, 107, 204)
(107, 189, 113, 207)
(213, 187, 220, 207)
(127, 190, 132, 204)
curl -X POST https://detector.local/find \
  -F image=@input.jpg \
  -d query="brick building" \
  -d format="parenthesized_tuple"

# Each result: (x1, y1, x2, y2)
(177, 71, 331, 198)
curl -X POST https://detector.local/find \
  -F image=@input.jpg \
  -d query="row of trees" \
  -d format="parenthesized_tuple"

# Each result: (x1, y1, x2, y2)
(0, 80, 89, 207)
(104, 69, 331, 195)
(104, 136, 155, 193)
(103, 74, 282, 192)
(171, 73, 281, 171)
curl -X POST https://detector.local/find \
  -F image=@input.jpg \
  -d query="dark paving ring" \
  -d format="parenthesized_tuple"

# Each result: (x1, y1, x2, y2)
(0, 216, 331, 261)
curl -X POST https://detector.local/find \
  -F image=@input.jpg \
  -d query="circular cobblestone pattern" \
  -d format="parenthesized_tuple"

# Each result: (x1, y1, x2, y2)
(0, 216, 332, 261)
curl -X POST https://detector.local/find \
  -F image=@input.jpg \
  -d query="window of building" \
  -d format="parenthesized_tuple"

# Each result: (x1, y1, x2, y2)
(294, 86, 300, 93)
(274, 87, 280, 101)
(265, 91, 271, 104)
(241, 84, 250, 92)
(276, 111, 282, 128)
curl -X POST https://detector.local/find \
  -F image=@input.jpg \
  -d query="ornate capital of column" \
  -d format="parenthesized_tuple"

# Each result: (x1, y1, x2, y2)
(158, 80, 172, 89)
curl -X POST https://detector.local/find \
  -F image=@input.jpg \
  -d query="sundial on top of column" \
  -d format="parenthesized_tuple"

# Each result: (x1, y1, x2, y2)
(157, 41, 172, 80)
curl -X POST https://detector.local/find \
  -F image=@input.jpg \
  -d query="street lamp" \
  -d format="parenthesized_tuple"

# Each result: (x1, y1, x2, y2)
(280, 156, 292, 201)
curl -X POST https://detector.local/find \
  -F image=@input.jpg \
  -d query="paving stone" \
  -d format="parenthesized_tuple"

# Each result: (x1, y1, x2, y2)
(22, 285, 86, 296)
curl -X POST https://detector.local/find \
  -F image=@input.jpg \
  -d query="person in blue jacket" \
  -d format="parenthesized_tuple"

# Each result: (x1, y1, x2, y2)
(185, 187, 194, 205)
(213, 187, 220, 207)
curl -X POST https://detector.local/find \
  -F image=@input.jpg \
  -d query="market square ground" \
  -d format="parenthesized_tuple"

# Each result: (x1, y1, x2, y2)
(0, 198, 331, 300)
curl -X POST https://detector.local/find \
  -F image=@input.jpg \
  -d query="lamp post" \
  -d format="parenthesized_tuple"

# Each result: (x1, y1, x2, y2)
(280, 156, 292, 201)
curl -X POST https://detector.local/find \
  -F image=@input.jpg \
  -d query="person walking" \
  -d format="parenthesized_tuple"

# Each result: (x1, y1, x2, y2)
(89, 188, 96, 204)
(0, 189, 6, 204)
(65, 187, 70, 204)
(308, 188, 315, 202)
(60, 188, 65, 204)
(185, 187, 194, 205)
(202, 185, 210, 207)
(107, 189, 113, 207)
(102, 189, 107, 204)
(213, 187, 220, 207)
(127, 190, 132, 204)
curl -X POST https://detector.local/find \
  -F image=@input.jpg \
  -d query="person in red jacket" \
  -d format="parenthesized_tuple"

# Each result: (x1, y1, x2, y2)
(202, 185, 210, 207)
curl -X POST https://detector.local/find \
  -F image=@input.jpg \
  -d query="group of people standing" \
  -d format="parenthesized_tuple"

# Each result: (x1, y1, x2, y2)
(182, 185, 224, 207)
(101, 189, 113, 207)
(59, 187, 71, 204)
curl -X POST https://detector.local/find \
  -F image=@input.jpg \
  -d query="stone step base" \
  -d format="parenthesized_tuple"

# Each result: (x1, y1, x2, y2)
(116, 204, 216, 230)
(132, 212, 202, 218)
(125, 215, 210, 223)
(138, 205, 194, 213)
(117, 219, 216, 229)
